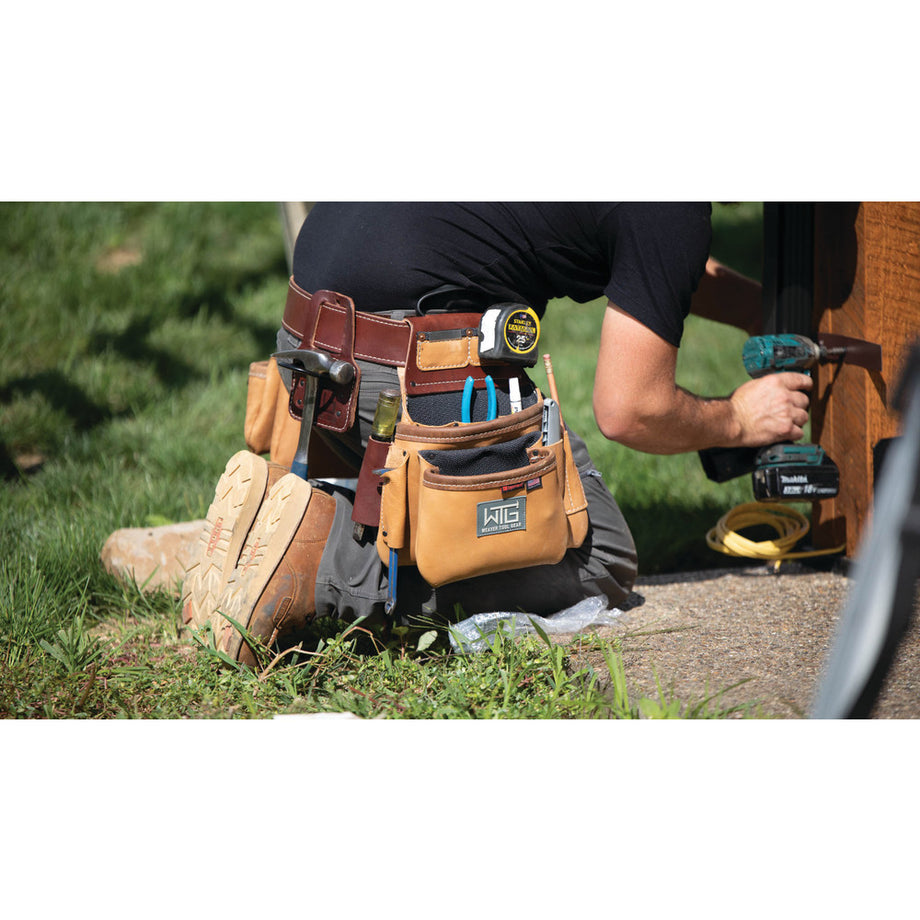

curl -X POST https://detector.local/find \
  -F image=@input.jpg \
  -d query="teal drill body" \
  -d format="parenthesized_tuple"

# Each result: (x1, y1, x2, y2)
(742, 333, 846, 378)
(742, 335, 839, 501)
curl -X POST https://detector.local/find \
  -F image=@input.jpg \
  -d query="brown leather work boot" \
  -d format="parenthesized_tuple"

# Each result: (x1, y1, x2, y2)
(212, 473, 337, 667)
(181, 451, 289, 630)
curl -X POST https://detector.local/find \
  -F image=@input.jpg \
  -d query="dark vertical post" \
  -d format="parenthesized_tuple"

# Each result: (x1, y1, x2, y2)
(762, 203, 815, 335)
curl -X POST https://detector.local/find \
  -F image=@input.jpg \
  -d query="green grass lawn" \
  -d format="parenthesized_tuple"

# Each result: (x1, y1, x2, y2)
(0, 202, 765, 719)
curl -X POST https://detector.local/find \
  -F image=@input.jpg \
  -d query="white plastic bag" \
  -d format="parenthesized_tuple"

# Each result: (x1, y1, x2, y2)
(448, 595, 623, 654)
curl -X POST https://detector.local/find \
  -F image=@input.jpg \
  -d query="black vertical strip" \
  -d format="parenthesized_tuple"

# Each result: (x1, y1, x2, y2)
(762, 203, 815, 335)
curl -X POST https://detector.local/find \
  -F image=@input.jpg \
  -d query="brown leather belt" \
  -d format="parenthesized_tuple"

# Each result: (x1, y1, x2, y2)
(281, 278, 495, 431)
(282, 278, 413, 367)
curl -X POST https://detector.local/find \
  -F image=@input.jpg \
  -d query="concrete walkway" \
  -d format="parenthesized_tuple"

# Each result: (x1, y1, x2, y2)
(568, 563, 920, 719)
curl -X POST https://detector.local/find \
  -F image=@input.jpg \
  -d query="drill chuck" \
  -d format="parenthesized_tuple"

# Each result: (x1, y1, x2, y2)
(742, 334, 822, 377)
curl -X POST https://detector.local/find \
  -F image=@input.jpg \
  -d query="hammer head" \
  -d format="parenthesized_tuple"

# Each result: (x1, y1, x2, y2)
(272, 348, 356, 386)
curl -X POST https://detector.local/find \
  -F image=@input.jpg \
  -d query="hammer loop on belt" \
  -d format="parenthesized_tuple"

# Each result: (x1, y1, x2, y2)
(283, 278, 414, 368)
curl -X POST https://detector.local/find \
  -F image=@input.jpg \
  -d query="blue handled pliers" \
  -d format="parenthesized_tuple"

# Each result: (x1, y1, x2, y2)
(461, 375, 497, 423)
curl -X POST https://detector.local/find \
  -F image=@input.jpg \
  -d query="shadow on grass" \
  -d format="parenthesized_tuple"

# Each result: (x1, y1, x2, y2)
(0, 373, 130, 433)
(3, 264, 285, 448)
(1, 442, 21, 481)
(87, 315, 201, 388)
(173, 260, 288, 324)
(88, 261, 285, 391)
(622, 499, 761, 576)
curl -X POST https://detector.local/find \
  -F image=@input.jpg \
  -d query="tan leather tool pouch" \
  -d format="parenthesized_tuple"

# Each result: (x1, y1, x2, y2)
(375, 398, 588, 588)
(244, 358, 358, 477)
(245, 359, 299, 465)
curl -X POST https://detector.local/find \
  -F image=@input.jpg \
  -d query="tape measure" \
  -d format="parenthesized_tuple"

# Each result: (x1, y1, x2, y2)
(479, 304, 541, 366)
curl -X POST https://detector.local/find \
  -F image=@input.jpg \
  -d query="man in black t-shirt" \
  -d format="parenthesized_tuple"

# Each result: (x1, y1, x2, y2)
(294, 202, 708, 345)
(194, 203, 812, 663)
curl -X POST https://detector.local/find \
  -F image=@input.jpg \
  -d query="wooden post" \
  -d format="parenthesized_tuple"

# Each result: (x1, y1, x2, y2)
(810, 202, 920, 555)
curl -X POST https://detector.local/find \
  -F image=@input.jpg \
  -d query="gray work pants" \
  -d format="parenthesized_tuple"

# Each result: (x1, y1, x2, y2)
(277, 328, 638, 625)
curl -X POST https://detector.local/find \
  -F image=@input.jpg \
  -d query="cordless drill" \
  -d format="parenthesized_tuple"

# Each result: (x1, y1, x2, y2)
(700, 334, 841, 501)
(741, 333, 850, 377)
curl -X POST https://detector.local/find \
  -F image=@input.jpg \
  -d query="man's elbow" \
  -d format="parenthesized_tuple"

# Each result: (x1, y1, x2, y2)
(593, 402, 645, 446)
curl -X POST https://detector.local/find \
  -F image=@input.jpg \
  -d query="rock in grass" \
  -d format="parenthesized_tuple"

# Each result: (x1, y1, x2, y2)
(101, 520, 205, 596)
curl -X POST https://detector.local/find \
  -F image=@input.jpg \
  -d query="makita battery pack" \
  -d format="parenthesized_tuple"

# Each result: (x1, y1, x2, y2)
(751, 443, 840, 501)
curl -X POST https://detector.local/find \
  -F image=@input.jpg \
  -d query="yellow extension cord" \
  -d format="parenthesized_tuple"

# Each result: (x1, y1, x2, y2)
(706, 501, 847, 565)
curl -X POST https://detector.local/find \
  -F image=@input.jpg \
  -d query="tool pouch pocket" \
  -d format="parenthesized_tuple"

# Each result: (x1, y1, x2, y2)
(414, 443, 567, 587)
(376, 400, 588, 587)
(352, 435, 392, 529)
(244, 358, 300, 466)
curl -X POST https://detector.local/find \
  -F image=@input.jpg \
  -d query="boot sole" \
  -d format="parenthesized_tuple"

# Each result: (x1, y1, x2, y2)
(213, 473, 312, 662)
(180, 451, 269, 629)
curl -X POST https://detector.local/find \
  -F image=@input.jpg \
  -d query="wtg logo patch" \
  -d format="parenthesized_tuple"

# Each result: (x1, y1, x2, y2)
(477, 497, 526, 537)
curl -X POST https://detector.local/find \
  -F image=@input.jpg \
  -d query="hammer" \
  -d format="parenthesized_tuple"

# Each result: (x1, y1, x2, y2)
(272, 348, 355, 480)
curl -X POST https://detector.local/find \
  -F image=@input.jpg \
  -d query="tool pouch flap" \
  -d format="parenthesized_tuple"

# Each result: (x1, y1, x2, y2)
(375, 399, 588, 587)
(404, 314, 519, 398)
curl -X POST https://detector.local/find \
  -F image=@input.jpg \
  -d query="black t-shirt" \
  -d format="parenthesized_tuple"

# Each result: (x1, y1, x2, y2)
(292, 202, 711, 347)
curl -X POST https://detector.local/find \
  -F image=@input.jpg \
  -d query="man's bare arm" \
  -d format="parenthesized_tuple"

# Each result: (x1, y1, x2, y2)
(592, 304, 811, 455)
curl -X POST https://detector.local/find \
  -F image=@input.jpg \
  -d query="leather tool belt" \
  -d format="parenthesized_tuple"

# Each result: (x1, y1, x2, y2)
(282, 277, 516, 433)
(277, 279, 590, 587)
